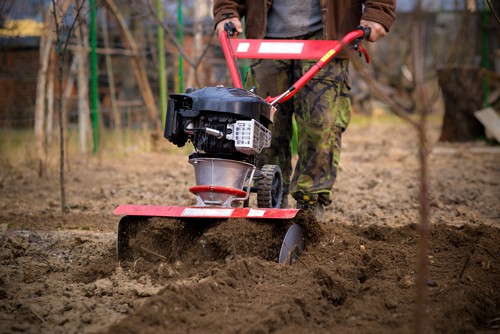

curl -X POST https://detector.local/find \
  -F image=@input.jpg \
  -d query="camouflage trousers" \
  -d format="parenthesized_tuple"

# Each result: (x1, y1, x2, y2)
(246, 33, 351, 207)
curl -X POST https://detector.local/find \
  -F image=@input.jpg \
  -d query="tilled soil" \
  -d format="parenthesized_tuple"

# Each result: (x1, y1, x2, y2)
(0, 119, 499, 333)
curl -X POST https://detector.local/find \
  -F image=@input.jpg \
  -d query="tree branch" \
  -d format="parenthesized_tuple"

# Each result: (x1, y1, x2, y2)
(142, 0, 216, 70)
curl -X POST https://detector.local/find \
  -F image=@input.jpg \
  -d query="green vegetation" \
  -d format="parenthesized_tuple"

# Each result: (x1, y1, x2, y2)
(0, 128, 192, 169)
(0, 113, 445, 169)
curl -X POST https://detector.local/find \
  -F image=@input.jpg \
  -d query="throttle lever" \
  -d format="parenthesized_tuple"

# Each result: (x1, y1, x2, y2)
(353, 26, 371, 64)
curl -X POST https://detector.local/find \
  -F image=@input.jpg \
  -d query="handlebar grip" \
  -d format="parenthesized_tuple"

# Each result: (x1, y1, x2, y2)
(224, 21, 237, 36)
(357, 25, 371, 39)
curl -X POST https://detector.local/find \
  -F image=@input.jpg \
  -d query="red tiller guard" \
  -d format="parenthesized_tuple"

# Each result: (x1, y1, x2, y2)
(219, 26, 371, 105)
(114, 205, 300, 219)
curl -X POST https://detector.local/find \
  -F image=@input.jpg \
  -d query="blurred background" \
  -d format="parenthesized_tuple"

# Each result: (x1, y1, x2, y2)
(0, 0, 498, 160)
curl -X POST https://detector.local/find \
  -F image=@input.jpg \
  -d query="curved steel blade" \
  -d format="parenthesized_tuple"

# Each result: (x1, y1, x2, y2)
(278, 224, 304, 265)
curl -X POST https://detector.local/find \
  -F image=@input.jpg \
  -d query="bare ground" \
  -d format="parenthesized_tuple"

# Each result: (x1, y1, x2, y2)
(0, 119, 499, 334)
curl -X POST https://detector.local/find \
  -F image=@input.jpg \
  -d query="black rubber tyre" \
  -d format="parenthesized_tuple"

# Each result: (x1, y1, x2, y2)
(257, 164, 283, 208)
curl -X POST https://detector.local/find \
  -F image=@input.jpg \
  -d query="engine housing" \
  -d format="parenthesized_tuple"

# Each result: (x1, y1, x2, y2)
(164, 86, 274, 161)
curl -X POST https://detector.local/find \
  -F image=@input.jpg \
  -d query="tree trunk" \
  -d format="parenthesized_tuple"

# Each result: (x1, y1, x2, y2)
(45, 47, 56, 148)
(34, 18, 53, 176)
(75, 18, 90, 154)
(187, 0, 206, 88)
(62, 58, 78, 123)
(438, 67, 485, 142)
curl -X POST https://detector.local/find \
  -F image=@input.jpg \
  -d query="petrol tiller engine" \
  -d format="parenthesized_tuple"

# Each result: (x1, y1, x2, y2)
(164, 86, 283, 208)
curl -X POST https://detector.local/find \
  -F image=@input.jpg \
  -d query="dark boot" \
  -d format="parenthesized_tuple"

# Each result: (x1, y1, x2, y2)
(295, 193, 324, 221)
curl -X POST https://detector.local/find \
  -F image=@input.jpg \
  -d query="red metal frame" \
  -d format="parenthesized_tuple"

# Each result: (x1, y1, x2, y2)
(189, 185, 247, 198)
(219, 29, 370, 104)
(115, 205, 300, 219)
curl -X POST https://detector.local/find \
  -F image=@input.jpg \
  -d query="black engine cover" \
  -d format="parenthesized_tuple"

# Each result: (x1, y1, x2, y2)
(164, 86, 273, 149)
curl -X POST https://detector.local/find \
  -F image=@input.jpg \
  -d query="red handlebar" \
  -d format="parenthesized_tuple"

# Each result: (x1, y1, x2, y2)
(219, 29, 244, 88)
(219, 28, 370, 105)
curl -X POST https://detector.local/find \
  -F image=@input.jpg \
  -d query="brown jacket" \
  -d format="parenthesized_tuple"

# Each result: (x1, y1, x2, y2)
(213, 0, 396, 40)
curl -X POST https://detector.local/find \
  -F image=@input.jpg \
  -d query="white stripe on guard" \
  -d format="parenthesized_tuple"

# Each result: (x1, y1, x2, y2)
(258, 42, 304, 54)
(247, 209, 266, 217)
(236, 42, 250, 53)
(182, 208, 234, 217)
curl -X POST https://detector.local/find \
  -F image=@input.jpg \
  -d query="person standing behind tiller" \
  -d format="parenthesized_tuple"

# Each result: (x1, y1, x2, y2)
(213, 1, 396, 219)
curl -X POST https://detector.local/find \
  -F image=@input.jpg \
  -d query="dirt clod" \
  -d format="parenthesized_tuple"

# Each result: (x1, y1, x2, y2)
(0, 121, 498, 333)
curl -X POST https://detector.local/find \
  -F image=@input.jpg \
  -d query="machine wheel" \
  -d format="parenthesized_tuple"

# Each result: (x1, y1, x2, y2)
(257, 164, 283, 208)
